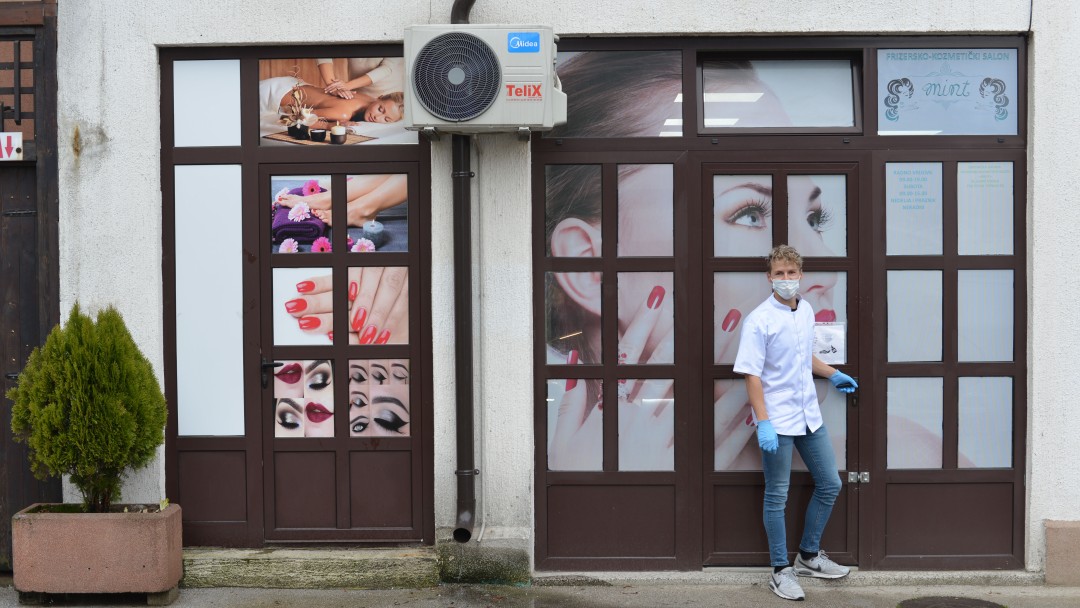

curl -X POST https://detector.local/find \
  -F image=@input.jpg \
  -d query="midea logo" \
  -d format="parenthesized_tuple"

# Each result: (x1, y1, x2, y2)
(507, 32, 540, 53)
(508, 37, 538, 49)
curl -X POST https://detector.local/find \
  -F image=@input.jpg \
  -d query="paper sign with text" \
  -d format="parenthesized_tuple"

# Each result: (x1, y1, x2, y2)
(814, 322, 846, 365)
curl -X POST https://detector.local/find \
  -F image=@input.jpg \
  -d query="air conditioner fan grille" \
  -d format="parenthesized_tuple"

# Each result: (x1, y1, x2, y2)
(412, 32, 502, 122)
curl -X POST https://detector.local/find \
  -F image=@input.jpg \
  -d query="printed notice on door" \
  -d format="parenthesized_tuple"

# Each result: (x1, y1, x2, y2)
(886, 162, 942, 256)
(814, 322, 846, 365)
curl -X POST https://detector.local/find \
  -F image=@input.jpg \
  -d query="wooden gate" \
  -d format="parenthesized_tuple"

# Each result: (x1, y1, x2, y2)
(0, 4, 60, 572)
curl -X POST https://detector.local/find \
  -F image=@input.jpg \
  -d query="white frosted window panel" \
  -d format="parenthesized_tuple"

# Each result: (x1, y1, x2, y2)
(619, 379, 675, 471)
(618, 164, 673, 257)
(958, 270, 1014, 362)
(547, 379, 602, 471)
(958, 162, 1013, 255)
(175, 165, 244, 436)
(788, 175, 846, 256)
(887, 377, 943, 469)
(703, 60, 854, 128)
(886, 163, 942, 255)
(887, 271, 942, 362)
(174, 60, 241, 147)
(958, 377, 1013, 468)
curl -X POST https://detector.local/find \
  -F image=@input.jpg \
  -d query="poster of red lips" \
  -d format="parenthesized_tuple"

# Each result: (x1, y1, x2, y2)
(274, 360, 335, 438)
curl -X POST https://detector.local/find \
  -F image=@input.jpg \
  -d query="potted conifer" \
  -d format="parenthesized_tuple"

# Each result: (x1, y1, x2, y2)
(6, 304, 181, 604)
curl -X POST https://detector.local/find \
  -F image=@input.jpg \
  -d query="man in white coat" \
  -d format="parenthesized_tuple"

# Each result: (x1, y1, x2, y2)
(734, 244, 859, 601)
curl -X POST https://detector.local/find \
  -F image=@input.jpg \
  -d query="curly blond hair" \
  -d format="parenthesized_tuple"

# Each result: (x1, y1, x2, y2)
(767, 244, 803, 273)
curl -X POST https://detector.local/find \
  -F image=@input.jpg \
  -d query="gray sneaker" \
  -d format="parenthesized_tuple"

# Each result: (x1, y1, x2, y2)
(768, 566, 806, 601)
(794, 550, 850, 579)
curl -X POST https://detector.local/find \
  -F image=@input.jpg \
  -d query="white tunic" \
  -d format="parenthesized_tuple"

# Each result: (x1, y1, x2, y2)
(733, 294, 823, 436)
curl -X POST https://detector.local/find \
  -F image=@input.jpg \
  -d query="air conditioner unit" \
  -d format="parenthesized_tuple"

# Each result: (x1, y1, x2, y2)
(404, 24, 567, 134)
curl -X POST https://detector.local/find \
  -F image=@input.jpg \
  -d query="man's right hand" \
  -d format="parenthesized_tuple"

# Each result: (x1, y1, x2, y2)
(756, 419, 778, 453)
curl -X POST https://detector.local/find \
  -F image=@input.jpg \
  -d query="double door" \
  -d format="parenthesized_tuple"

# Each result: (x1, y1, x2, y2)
(535, 149, 1025, 570)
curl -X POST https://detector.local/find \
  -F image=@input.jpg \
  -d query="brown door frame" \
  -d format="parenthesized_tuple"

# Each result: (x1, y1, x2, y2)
(161, 46, 434, 548)
(258, 162, 431, 542)
(868, 148, 1027, 569)
(532, 34, 1027, 571)
(697, 154, 866, 567)
(532, 149, 698, 571)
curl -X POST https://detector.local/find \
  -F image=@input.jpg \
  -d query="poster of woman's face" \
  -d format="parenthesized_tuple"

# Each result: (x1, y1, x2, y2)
(274, 359, 334, 438)
(349, 359, 410, 437)
(258, 57, 416, 146)
(543, 51, 855, 473)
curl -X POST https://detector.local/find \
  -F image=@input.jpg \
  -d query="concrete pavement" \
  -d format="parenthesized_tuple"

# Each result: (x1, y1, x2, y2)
(1, 582, 1079, 607)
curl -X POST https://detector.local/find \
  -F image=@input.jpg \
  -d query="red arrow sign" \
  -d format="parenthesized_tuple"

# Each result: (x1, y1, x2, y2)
(4, 136, 12, 158)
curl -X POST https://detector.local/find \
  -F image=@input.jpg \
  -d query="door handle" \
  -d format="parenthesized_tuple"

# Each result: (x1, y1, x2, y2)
(840, 376, 858, 407)
(260, 358, 283, 390)
(5, 372, 19, 380)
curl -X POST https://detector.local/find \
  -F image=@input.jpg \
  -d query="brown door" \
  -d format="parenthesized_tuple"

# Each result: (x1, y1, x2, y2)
(700, 157, 863, 567)
(0, 164, 61, 570)
(868, 150, 1026, 569)
(260, 163, 431, 542)
(534, 152, 699, 570)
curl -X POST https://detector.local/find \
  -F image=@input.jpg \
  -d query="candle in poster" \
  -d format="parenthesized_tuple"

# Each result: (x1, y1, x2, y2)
(877, 48, 1017, 136)
(885, 162, 942, 255)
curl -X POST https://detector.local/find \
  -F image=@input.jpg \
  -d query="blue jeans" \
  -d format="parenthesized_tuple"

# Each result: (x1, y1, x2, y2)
(761, 424, 842, 567)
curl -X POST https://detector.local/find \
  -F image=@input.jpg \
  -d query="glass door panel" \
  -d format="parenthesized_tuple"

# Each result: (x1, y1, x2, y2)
(703, 161, 859, 568)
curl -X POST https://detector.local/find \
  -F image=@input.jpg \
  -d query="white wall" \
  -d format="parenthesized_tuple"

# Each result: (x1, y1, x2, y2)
(56, 0, 1074, 571)
(1025, 0, 1080, 571)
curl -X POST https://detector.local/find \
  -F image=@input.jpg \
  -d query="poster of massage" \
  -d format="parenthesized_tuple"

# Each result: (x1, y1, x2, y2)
(270, 174, 409, 255)
(258, 57, 417, 145)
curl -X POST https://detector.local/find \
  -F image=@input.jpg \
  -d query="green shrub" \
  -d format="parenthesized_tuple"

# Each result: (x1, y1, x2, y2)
(6, 304, 167, 512)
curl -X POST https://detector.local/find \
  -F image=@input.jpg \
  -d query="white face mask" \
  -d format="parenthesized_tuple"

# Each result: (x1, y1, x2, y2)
(772, 279, 799, 300)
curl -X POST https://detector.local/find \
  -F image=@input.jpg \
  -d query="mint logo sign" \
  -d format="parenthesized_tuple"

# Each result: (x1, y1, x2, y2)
(508, 32, 540, 53)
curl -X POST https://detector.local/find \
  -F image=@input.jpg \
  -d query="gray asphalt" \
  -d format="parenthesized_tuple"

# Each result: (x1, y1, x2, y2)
(1, 584, 1079, 608)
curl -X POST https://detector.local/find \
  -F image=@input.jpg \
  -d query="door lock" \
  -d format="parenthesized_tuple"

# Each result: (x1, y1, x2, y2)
(847, 471, 871, 484)
(260, 358, 283, 389)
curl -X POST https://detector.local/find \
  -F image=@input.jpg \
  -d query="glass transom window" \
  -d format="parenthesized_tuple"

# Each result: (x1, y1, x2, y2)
(701, 59, 856, 130)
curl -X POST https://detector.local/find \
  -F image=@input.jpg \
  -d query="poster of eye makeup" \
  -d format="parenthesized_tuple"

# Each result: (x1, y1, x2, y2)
(274, 360, 335, 438)
(348, 359, 410, 437)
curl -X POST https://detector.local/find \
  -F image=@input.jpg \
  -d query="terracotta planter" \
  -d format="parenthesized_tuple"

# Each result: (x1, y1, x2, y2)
(12, 503, 183, 594)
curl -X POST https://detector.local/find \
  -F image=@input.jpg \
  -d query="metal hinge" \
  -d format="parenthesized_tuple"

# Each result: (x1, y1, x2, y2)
(847, 471, 870, 483)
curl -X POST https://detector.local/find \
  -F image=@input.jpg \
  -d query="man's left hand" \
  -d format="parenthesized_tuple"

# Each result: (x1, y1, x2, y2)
(829, 370, 858, 393)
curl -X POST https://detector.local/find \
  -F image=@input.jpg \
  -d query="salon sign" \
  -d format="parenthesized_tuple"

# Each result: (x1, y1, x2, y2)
(0, 132, 22, 161)
(877, 49, 1018, 136)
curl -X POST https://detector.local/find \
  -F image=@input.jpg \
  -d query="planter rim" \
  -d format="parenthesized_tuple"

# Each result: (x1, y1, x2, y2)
(14, 502, 180, 519)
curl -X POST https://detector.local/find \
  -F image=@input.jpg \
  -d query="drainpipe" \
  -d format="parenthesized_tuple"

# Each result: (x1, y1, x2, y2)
(450, 0, 478, 544)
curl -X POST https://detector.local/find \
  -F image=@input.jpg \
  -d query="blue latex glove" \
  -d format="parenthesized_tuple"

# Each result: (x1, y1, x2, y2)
(829, 370, 858, 393)
(756, 419, 779, 454)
